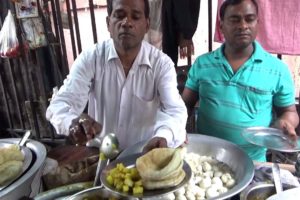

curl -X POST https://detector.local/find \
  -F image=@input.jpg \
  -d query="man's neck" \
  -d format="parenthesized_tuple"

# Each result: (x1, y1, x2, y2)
(224, 43, 254, 60)
(115, 44, 141, 76)
(224, 43, 254, 72)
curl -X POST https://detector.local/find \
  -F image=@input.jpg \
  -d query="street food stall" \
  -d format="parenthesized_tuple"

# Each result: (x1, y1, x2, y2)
(1, 132, 299, 200)
(1, 0, 300, 200)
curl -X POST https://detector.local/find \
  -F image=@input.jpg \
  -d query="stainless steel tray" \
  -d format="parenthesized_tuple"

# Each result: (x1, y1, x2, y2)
(242, 127, 300, 152)
(0, 142, 33, 191)
(100, 153, 192, 199)
(119, 134, 255, 200)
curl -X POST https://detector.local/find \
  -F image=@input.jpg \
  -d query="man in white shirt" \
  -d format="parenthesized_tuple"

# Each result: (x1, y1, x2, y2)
(46, 0, 187, 151)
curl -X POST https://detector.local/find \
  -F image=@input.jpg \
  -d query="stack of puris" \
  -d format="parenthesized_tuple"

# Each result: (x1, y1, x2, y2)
(136, 147, 186, 190)
(0, 144, 24, 185)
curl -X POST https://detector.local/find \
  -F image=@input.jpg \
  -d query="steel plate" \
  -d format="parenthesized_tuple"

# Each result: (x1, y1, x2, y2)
(118, 133, 255, 200)
(242, 127, 300, 152)
(100, 153, 192, 199)
(0, 142, 33, 191)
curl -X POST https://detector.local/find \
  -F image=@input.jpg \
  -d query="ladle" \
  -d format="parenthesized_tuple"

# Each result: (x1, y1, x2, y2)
(18, 130, 31, 148)
(272, 163, 283, 193)
(93, 133, 120, 186)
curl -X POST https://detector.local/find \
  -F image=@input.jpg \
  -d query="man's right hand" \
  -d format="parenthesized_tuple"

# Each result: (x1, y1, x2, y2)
(69, 113, 102, 145)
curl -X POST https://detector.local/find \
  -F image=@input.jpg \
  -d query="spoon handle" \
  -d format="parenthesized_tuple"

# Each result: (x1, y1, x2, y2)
(93, 156, 109, 187)
(272, 163, 283, 193)
(18, 130, 31, 147)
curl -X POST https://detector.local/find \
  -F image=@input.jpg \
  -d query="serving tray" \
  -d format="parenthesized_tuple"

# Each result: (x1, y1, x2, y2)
(0, 142, 33, 191)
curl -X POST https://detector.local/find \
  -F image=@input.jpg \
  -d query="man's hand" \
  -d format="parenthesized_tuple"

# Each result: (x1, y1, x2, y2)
(142, 137, 168, 153)
(272, 119, 298, 140)
(178, 34, 194, 59)
(69, 113, 102, 145)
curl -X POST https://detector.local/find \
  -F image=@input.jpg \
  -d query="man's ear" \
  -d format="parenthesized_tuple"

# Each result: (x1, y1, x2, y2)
(145, 18, 150, 32)
(219, 20, 224, 33)
(106, 16, 110, 29)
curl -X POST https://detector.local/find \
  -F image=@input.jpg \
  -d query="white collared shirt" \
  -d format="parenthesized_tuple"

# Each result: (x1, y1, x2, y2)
(46, 39, 187, 149)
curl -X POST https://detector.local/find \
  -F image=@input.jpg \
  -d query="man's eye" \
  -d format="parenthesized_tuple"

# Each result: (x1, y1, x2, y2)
(131, 13, 142, 20)
(114, 12, 125, 19)
(229, 18, 240, 23)
(245, 16, 257, 23)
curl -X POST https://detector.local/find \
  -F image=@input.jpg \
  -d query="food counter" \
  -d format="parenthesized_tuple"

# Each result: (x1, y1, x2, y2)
(1, 134, 300, 200)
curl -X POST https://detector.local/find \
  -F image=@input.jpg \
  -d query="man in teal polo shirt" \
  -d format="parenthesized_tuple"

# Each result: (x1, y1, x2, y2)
(182, 0, 299, 161)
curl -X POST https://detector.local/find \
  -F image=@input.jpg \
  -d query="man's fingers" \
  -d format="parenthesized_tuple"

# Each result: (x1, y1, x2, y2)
(158, 138, 167, 147)
(143, 137, 167, 153)
(180, 44, 194, 59)
(284, 126, 298, 140)
(79, 116, 95, 138)
(191, 44, 195, 55)
(69, 123, 86, 145)
(180, 47, 187, 59)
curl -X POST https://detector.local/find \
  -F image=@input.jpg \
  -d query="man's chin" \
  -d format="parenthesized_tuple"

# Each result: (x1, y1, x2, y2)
(235, 41, 253, 50)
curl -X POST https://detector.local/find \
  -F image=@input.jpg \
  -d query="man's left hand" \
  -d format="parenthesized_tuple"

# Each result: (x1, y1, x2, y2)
(272, 119, 298, 140)
(178, 34, 194, 59)
(142, 137, 167, 153)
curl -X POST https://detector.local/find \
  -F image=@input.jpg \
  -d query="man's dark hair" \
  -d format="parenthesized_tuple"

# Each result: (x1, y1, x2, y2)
(106, 0, 150, 18)
(220, 0, 259, 20)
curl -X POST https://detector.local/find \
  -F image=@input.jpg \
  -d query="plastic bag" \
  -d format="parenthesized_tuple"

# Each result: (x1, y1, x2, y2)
(0, 10, 20, 58)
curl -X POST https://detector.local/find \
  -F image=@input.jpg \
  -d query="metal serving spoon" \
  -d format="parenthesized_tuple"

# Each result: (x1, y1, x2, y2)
(272, 163, 283, 194)
(18, 130, 31, 148)
(93, 133, 120, 186)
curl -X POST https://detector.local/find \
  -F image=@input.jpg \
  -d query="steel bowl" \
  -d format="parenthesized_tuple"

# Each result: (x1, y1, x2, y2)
(118, 133, 255, 200)
(66, 186, 134, 200)
(240, 182, 299, 200)
(0, 138, 47, 200)
(240, 183, 276, 200)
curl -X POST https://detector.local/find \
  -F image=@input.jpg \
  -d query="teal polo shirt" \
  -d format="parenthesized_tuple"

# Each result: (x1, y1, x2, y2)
(186, 41, 295, 161)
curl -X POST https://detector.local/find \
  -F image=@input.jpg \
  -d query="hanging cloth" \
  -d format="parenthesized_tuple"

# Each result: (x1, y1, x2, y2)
(144, 0, 163, 49)
(214, 0, 300, 55)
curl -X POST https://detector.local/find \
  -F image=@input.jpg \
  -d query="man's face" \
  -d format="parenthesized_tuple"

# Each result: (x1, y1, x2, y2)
(220, 0, 258, 50)
(106, 0, 149, 51)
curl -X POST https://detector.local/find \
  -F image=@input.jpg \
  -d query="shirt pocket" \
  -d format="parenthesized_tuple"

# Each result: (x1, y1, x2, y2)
(132, 95, 158, 126)
(241, 86, 273, 117)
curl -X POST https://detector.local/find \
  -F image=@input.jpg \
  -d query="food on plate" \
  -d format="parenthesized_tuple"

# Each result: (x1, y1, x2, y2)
(0, 144, 24, 165)
(0, 160, 23, 185)
(142, 168, 186, 190)
(0, 144, 24, 185)
(106, 163, 144, 195)
(136, 147, 186, 190)
(148, 153, 236, 199)
(172, 152, 236, 199)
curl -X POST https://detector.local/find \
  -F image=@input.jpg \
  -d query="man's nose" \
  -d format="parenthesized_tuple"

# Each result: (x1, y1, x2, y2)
(239, 18, 249, 29)
(121, 17, 132, 27)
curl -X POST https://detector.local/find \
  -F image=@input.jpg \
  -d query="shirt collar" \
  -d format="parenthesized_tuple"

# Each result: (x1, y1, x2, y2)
(107, 39, 152, 69)
(213, 40, 264, 63)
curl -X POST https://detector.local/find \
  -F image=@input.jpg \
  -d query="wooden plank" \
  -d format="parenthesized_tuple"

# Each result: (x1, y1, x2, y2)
(254, 161, 295, 173)
(3, 59, 23, 128)
(0, 60, 12, 129)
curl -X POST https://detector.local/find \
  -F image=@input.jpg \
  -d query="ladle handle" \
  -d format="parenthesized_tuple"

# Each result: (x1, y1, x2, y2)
(19, 130, 31, 147)
(272, 163, 283, 193)
(93, 158, 109, 187)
